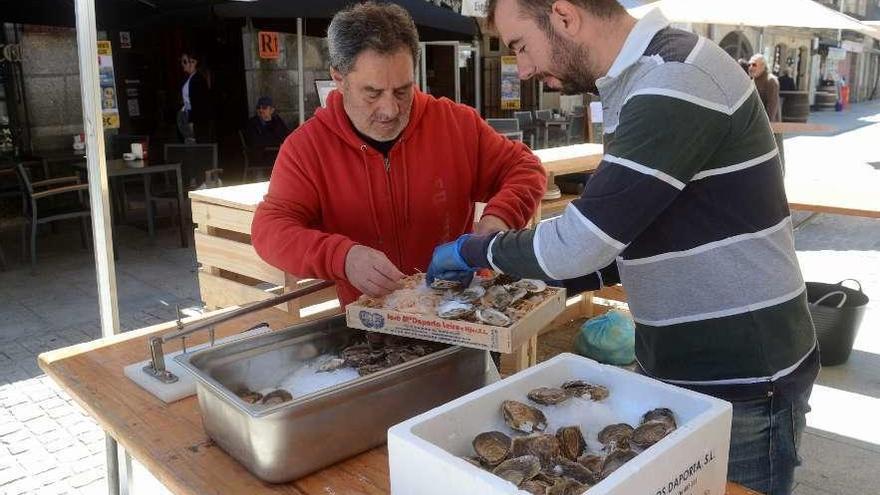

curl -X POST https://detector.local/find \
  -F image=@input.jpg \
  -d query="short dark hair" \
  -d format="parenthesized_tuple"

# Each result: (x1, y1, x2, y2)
(327, 2, 420, 75)
(487, 0, 625, 31)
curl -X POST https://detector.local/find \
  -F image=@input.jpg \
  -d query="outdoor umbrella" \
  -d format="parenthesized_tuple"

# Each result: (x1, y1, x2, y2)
(629, 0, 880, 39)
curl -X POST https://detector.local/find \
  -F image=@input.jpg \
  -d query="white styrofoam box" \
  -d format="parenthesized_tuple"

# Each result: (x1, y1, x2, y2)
(388, 353, 732, 495)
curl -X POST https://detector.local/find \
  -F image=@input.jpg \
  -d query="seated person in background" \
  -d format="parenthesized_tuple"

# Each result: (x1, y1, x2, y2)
(778, 68, 797, 91)
(246, 96, 290, 148)
(251, 2, 545, 306)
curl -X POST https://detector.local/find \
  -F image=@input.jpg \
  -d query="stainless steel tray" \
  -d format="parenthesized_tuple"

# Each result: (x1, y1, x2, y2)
(175, 314, 496, 483)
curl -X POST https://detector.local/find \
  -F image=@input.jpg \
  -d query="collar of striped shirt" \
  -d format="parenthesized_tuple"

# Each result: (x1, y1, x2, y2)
(598, 8, 671, 86)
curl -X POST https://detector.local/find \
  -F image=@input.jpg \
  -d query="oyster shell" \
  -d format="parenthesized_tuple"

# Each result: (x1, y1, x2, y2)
(601, 448, 637, 478)
(597, 423, 634, 445)
(475, 307, 512, 327)
(577, 453, 605, 475)
(494, 273, 521, 286)
(548, 457, 598, 485)
(237, 389, 263, 405)
(512, 279, 548, 293)
(472, 431, 511, 466)
(631, 420, 673, 449)
(560, 380, 608, 401)
(520, 479, 551, 495)
(527, 387, 569, 406)
(492, 455, 541, 486)
(545, 478, 586, 495)
(508, 286, 529, 304)
(642, 407, 677, 430)
(261, 389, 293, 406)
(484, 285, 514, 309)
(436, 300, 475, 320)
(430, 278, 462, 290)
(356, 363, 385, 376)
(501, 400, 547, 434)
(511, 433, 561, 468)
(456, 286, 486, 304)
(316, 357, 347, 372)
(556, 426, 587, 460)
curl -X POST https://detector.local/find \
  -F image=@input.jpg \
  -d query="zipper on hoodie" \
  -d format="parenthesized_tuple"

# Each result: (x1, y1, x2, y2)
(382, 155, 405, 270)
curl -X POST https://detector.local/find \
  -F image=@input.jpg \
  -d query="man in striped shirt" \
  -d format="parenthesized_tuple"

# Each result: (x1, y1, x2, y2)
(428, 1, 818, 493)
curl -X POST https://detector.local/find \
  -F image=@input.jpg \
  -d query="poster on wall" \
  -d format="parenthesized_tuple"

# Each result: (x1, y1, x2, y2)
(97, 41, 120, 129)
(314, 80, 337, 108)
(500, 55, 520, 110)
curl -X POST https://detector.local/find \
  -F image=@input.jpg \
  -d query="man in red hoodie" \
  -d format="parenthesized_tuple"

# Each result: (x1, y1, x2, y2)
(251, 2, 546, 306)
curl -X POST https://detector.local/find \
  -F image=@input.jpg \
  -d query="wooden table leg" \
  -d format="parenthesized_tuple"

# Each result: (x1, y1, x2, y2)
(499, 335, 538, 375)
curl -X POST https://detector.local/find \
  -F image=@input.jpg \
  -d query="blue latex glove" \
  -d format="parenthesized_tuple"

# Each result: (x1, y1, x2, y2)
(426, 235, 475, 287)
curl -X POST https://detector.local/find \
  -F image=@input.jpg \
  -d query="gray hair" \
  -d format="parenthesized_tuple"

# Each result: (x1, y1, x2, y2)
(327, 2, 420, 75)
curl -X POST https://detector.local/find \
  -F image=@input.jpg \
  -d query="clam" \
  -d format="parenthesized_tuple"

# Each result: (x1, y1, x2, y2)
(642, 407, 677, 430)
(601, 448, 637, 478)
(237, 389, 263, 405)
(456, 286, 486, 304)
(475, 307, 512, 327)
(546, 478, 586, 495)
(261, 389, 293, 406)
(484, 285, 514, 309)
(577, 454, 605, 475)
(597, 423, 634, 445)
(512, 279, 548, 293)
(511, 433, 561, 468)
(436, 300, 475, 320)
(501, 400, 547, 434)
(527, 387, 569, 406)
(472, 431, 511, 466)
(316, 357, 347, 372)
(631, 420, 673, 449)
(492, 455, 541, 486)
(556, 426, 586, 460)
(548, 457, 598, 486)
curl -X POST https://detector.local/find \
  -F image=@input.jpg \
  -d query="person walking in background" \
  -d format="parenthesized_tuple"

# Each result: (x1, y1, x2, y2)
(178, 51, 212, 143)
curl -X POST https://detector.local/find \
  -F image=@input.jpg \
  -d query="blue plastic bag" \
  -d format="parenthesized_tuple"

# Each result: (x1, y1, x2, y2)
(574, 310, 635, 365)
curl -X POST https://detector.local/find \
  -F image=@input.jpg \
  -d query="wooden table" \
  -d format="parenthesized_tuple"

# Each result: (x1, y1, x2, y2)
(73, 159, 188, 247)
(38, 307, 759, 495)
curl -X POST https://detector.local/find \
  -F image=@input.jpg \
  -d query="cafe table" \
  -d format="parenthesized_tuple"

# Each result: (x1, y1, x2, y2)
(72, 158, 188, 247)
(38, 305, 762, 495)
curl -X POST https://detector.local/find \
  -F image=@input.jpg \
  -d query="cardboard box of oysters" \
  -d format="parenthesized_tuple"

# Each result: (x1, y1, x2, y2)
(346, 272, 566, 352)
(388, 353, 733, 495)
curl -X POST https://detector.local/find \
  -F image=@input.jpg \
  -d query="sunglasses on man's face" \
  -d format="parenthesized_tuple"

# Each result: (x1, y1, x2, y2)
(749, 63, 759, 67)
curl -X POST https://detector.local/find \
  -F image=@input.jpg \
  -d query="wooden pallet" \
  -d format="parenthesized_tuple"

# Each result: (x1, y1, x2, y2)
(190, 184, 340, 323)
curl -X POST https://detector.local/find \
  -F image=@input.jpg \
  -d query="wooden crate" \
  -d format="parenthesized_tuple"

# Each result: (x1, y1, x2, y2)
(189, 183, 340, 323)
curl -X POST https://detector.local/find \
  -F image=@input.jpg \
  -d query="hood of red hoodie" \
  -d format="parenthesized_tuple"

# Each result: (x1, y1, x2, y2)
(313, 86, 429, 150)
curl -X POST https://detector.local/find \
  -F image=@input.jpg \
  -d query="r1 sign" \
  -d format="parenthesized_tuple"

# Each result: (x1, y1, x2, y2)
(258, 31, 280, 59)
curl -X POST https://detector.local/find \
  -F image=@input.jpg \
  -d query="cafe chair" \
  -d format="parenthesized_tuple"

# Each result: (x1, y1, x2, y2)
(14, 163, 91, 272)
(146, 143, 221, 231)
(238, 130, 274, 183)
(513, 111, 537, 148)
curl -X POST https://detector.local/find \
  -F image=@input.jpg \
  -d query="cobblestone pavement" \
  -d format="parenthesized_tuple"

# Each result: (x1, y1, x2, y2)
(0, 102, 877, 494)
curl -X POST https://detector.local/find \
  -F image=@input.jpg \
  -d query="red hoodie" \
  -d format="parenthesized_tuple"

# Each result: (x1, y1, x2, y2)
(251, 89, 545, 305)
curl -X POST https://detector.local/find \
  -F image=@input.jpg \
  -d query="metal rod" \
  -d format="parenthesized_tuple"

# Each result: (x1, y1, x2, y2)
(74, 0, 121, 492)
(297, 18, 305, 126)
(161, 280, 334, 343)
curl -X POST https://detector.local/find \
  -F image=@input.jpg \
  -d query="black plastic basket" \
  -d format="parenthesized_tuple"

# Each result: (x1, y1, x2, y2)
(806, 279, 869, 366)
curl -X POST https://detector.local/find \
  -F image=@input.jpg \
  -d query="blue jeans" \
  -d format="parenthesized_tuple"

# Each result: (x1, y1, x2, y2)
(726, 377, 814, 495)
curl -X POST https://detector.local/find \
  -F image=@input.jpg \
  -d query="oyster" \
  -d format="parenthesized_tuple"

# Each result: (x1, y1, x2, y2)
(549, 457, 598, 485)
(577, 454, 605, 475)
(511, 433, 561, 467)
(356, 363, 385, 376)
(597, 423, 634, 445)
(512, 279, 548, 293)
(484, 285, 514, 309)
(456, 286, 486, 304)
(631, 420, 673, 449)
(261, 389, 293, 406)
(508, 286, 529, 304)
(527, 387, 569, 406)
(501, 400, 547, 433)
(316, 357, 347, 372)
(436, 300, 475, 320)
(492, 455, 541, 486)
(560, 380, 608, 401)
(546, 478, 586, 495)
(556, 426, 587, 460)
(494, 273, 521, 286)
(461, 456, 484, 469)
(473, 431, 511, 466)
(520, 479, 551, 495)
(237, 389, 263, 405)
(601, 448, 637, 478)
(642, 407, 677, 430)
(430, 279, 461, 290)
(476, 307, 512, 327)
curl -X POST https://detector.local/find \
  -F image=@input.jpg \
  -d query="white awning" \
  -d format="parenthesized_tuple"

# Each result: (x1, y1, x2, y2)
(629, 0, 880, 40)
